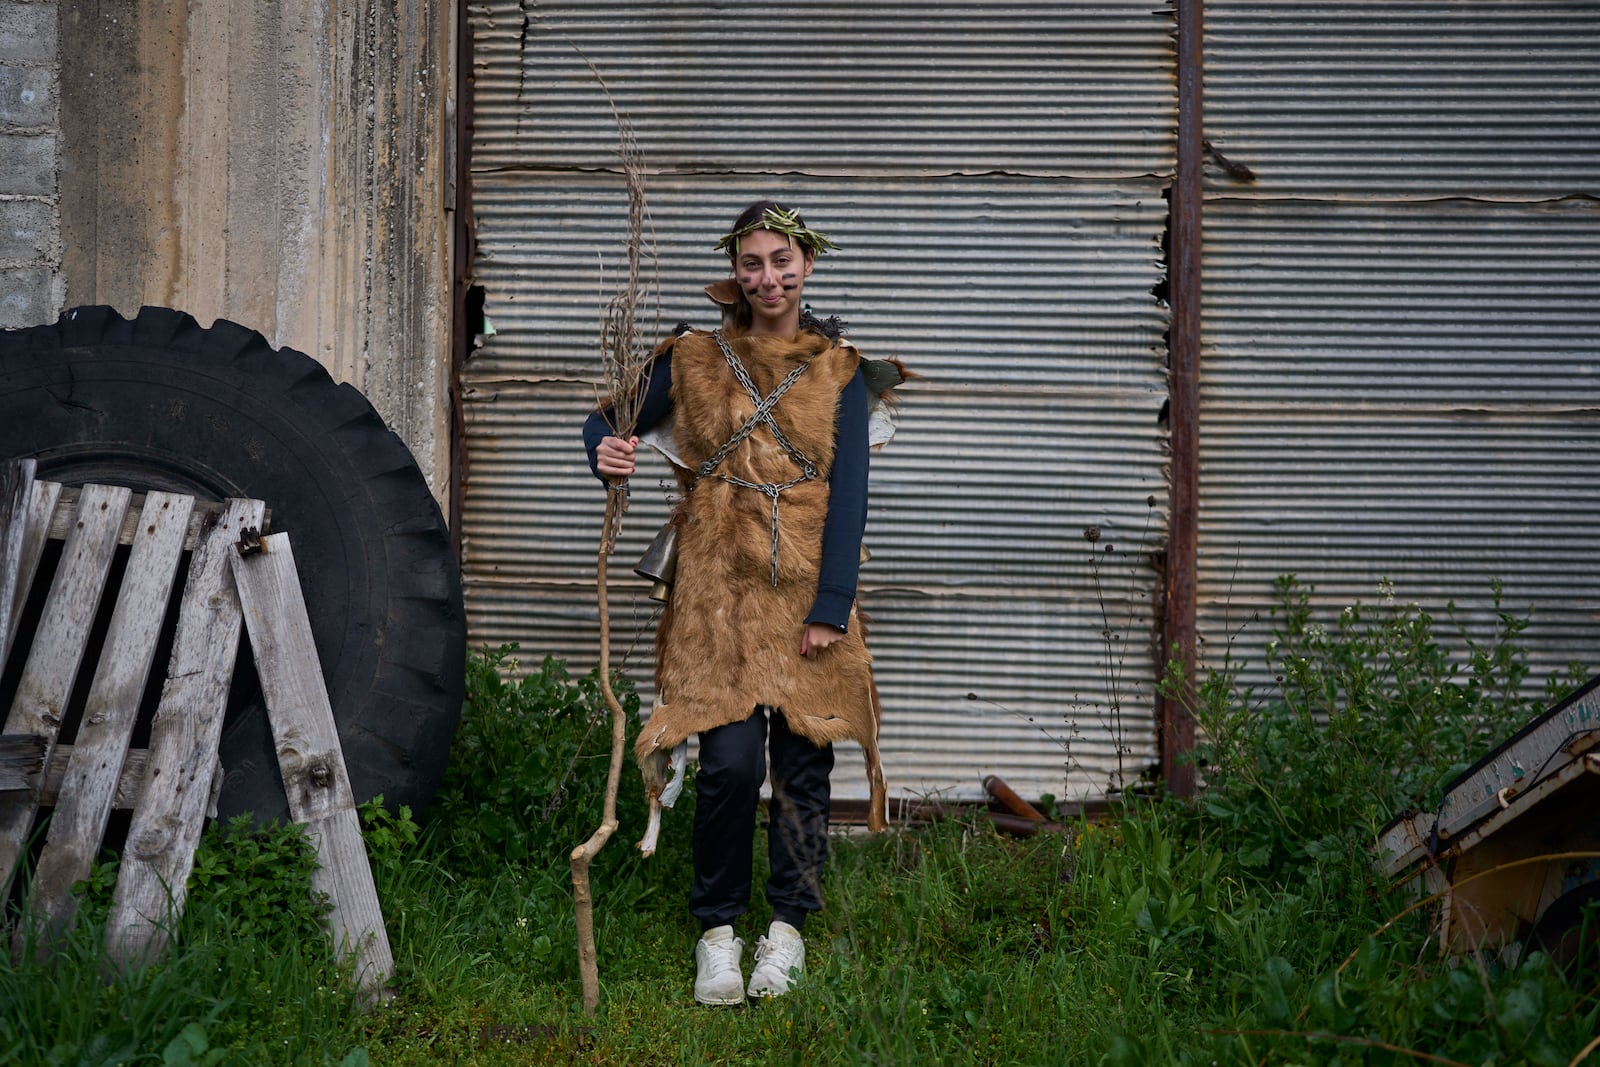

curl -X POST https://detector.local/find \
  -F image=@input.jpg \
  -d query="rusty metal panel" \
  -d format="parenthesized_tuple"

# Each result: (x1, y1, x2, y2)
(462, 168, 1173, 803)
(1199, 4, 1600, 707)
(469, 0, 1175, 179)
(1196, 197, 1600, 695)
(1205, 0, 1600, 200)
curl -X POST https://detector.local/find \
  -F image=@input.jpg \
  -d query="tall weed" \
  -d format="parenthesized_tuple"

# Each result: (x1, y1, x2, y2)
(428, 646, 628, 868)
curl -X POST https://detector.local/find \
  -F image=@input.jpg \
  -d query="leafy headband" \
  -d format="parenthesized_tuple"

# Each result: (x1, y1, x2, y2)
(714, 206, 839, 257)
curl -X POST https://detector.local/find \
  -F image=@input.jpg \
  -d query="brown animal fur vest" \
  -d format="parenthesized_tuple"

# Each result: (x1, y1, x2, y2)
(636, 326, 888, 831)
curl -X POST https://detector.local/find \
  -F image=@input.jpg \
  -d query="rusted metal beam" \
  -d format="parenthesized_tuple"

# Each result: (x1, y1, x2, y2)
(1163, 0, 1204, 797)
(983, 773, 1047, 822)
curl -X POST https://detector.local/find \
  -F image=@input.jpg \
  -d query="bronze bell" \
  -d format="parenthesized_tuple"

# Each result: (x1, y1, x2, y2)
(634, 521, 678, 602)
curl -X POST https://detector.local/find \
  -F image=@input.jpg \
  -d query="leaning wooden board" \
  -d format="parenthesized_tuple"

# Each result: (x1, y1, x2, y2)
(0, 484, 131, 897)
(231, 531, 394, 995)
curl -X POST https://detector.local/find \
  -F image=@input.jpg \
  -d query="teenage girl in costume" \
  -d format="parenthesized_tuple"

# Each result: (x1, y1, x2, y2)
(583, 201, 893, 1005)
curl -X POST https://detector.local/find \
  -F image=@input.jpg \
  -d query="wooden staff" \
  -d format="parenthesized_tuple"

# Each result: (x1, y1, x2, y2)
(568, 62, 659, 1013)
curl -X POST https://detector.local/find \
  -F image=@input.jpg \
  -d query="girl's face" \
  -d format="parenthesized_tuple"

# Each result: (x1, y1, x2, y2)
(732, 228, 815, 333)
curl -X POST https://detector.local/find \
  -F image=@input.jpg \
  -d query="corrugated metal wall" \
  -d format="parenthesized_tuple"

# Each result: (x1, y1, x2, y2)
(1200, 2, 1600, 692)
(463, 1, 1176, 805)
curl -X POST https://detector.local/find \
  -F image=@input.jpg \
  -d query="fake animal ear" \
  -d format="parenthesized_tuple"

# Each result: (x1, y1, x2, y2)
(704, 278, 743, 307)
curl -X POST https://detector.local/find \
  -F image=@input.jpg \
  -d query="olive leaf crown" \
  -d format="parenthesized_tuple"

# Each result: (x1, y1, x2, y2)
(714, 206, 839, 257)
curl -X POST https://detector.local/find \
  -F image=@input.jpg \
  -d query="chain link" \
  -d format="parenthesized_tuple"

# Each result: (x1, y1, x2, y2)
(693, 330, 821, 586)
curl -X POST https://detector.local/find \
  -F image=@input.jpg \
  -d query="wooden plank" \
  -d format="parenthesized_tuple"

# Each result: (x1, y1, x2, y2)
(301, 806, 396, 999)
(1437, 681, 1600, 844)
(1377, 811, 1434, 879)
(0, 737, 149, 809)
(232, 532, 394, 995)
(104, 497, 264, 971)
(0, 484, 132, 897)
(19, 492, 195, 955)
(0, 734, 46, 788)
(47, 486, 269, 552)
(51, 747, 150, 811)
(4, 478, 64, 668)
(0, 459, 36, 669)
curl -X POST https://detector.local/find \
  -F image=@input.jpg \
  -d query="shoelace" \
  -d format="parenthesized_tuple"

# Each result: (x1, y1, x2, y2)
(755, 934, 802, 970)
(703, 938, 741, 973)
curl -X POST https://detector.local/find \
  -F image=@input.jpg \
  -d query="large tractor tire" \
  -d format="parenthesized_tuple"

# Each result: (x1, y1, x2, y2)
(0, 305, 464, 822)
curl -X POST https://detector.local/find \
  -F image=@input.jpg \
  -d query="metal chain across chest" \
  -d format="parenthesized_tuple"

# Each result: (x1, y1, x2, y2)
(694, 329, 821, 586)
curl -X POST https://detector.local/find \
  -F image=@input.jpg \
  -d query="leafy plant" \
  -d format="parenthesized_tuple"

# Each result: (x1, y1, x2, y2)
(68, 851, 121, 925)
(358, 795, 419, 876)
(162, 1022, 228, 1067)
(1167, 575, 1579, 875)
(425, 645, 658, 870)
(184, 813, 330, 947)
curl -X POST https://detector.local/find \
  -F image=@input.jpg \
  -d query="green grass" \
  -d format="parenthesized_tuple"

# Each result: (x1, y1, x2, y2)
(9, 803, 1598, 1065)
(6, 585, 1599, 1065)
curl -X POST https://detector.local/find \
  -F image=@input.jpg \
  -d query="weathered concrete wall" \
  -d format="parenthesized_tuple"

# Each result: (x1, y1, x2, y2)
(10, 0, 454, 504)
(0, 0, 62, 329)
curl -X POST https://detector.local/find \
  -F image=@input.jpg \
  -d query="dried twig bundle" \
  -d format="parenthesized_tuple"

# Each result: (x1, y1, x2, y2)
(597, 119, 656, 436)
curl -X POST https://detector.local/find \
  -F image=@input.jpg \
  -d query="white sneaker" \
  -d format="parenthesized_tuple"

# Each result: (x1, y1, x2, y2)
(693, 926, 746, 1006)
(747, 920, 805, 998)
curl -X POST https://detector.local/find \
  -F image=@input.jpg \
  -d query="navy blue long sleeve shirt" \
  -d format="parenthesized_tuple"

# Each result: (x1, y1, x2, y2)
(583, 347, 870, 631)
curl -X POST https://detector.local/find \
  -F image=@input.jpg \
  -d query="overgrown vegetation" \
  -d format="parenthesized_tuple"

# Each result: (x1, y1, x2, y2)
(3, 584, 1595, 1065)
(1181, 576, 1573, 874)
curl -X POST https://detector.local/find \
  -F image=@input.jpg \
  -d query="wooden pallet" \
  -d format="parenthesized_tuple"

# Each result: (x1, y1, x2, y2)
(0, 460, 393, 995)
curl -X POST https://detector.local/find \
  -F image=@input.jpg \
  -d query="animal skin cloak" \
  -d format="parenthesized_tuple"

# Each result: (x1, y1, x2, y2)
(635, 326, 889, 832)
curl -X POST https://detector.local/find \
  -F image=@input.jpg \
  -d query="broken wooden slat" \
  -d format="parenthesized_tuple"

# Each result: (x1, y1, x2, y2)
(104, 498, 264, 971)
(0, 484, 132, 896)
(0, 734, 46, 789)
(47, 486, 268, 553)
(1435, 682, 1600, 846)
(47, 746, 152, 811)
(19, 492, 195, 956)
(0, 737, 149, 809)
(232, 532, 394, 996)
(3, 476, 64, 669)
(0, 459, 36, 669)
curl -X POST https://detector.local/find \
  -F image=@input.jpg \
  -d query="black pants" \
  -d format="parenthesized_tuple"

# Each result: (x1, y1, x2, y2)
(691, 705, 834, 931)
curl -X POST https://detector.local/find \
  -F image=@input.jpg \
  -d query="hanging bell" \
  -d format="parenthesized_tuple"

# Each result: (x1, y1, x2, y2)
(634, 520, 679, 602)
